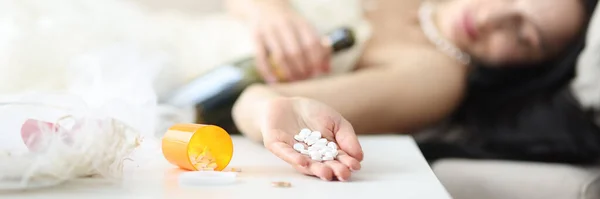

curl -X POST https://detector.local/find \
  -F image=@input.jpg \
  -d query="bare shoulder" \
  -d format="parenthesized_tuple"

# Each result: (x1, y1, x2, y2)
(378, 46, 469, 109)
(369, 46, 468, 89)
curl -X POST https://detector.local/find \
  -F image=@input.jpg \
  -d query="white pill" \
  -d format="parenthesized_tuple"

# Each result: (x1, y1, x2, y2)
(294, 135, 305, 142)
(322, 156, 334, 161)
(293, 143, 305, 152)
(311, 155, 322, 161)
(319, 148, 330, 155)
(316, 138, 328, 145)
(299, 128, 311, 138)
(327, 142, 338, 150)
(312, 142, 327, 148)
(332, 150, 338, 157)
(300, 150, 310, 155)
(309, 131, 322, 139)
(305, 137, 317, 146)
(308, 145, 323, 153)
(323, 151, 334, 158)
(309, 150, 320, 156)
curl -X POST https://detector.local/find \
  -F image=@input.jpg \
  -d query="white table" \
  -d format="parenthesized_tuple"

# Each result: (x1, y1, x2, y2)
(3, 135, 452, 199)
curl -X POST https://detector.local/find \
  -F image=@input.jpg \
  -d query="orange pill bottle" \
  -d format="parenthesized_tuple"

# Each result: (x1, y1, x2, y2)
(161, 123, 233, 171)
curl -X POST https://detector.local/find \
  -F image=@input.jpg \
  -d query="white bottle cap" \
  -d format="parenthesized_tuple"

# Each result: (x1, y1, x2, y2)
(178, 171, 237, 186)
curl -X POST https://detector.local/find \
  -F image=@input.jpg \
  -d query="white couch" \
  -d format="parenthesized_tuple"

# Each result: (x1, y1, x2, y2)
(433, 159, 600, 199)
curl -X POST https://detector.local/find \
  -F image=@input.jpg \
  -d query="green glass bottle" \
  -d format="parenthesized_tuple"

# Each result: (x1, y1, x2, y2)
(164, 27, 356, 134)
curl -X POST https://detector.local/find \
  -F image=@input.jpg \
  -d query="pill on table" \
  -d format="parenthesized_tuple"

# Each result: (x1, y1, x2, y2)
(327, 142, 338, 150)
(272, 181, 292, 188)
(294, 135, 305, 142)
(299, 128, 311, 138)
(293, 143, 305, 152)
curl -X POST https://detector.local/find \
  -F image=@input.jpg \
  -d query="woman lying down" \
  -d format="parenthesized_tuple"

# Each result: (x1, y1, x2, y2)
(228, 0, 600, 181)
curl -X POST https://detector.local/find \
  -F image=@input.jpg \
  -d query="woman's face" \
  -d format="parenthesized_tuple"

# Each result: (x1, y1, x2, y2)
(436, 0, 586, 66)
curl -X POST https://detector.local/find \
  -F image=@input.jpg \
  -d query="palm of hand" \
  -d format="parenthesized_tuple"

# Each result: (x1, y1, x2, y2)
(260, 97, 363, 181)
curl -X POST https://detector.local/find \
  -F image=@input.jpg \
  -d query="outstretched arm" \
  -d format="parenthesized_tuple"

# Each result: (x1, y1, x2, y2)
(233, 53, 469, 142)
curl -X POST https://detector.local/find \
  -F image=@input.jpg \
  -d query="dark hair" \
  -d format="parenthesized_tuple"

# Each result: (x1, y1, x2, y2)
(447, 0, 600, 164)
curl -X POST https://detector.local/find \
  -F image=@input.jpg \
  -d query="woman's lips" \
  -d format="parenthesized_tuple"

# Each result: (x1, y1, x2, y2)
(461, 11, 478, 41)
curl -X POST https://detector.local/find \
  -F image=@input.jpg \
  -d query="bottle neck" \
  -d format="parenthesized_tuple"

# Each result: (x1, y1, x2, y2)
(321, 37, 333, 52)
(325, 27, 355, 53)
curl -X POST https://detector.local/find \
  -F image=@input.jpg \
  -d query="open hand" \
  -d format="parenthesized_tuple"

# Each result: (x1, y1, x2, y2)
(259, 97, 363, 181)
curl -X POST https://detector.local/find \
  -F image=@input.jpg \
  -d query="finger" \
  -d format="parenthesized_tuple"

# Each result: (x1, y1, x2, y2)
(336, 150, 361, 172)
(308, 161, 334, 181)
(323, 160, 352, 181)
(262, 26, 292, 82)
(266, 141, 311, 168)
(297, 23, 329, 75)
(274, 22, 307, 80)
(252, 29, 277, 83)
(335, 118, 364, 161)
(297, 26, 321, 76)
(292, 164, 313, 175)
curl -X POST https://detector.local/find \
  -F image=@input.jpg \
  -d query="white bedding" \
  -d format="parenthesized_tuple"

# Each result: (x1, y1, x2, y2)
(0, 0, 371, 99)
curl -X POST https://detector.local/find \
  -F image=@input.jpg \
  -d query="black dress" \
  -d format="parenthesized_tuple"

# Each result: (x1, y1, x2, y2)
(417, 53, 600, 165)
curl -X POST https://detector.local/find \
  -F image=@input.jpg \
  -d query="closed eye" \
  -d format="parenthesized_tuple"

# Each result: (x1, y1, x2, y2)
(517, 22, 546, 56)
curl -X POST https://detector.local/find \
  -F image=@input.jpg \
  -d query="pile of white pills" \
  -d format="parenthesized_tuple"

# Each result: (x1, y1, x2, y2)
(292, 128, 338, 161)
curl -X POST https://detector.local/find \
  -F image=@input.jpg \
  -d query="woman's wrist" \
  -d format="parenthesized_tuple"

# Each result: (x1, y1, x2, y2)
(233, 84, 287, 143)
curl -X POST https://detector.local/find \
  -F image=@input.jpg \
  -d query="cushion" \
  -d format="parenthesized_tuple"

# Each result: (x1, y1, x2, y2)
(432, 159, 600, 199)
(572, 2, 600, 114)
